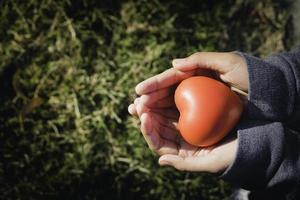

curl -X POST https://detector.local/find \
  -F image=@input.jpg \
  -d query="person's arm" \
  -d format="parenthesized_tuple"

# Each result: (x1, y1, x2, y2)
(221, 120, 300, 196)
(239, 46, 300, 123)
(221, 47, 300, 196)
(129, 48, 300, 193)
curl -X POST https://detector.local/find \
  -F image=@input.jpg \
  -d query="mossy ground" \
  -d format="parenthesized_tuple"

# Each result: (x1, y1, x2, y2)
(0, 0, 293, 199)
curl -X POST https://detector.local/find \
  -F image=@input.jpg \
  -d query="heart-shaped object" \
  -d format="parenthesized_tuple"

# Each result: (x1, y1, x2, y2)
(174, 76, 243, 147)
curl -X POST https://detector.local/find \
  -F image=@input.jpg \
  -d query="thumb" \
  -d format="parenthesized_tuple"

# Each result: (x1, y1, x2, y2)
(172, 52, 241, 74)
(158, 154, 187, 171)
(158, 154, 221, 173)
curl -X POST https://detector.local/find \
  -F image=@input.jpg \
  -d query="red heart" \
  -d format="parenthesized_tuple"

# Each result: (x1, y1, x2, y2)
(174, 76, 243, 147)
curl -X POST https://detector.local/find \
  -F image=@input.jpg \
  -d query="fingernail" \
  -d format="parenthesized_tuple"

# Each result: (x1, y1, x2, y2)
(172, 58, 186, 67)
(159, 160, 170, 165)
(135, 83, 143, 95)
(128, 105, 132, 114)
(128, 104, 135, 114)
(135, 85, 140, 94)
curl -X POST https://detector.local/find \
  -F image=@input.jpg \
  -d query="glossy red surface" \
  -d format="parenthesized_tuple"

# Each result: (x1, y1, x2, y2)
(174, 76, 243, 147)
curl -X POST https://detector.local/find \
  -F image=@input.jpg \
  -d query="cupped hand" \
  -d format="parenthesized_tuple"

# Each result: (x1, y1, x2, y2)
(128, 52, 247, 172)
(128, 86, 238, 173)
(129, 52, 248, 116)
(172, 52, 249, 93)
(133, 52, 249, 99)
(131, 104, 238, 173)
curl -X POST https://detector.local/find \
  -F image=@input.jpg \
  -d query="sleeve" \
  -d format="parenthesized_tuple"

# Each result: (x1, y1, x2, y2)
(220, 47, 300, 196)
(238, 46, 300, 124)
(221, 120, 300, 195)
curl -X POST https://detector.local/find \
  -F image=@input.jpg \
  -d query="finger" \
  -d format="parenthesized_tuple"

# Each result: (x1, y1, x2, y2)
(140, 87, 175, 106)
(135, 97, 150, 116)
(140, 112, 159, 150)
(195, 68, 218, 78)
(148, 95, 175, 108)
(128, 104, 137, 115)
(158, 125, 179, 142)
(156, 139, 179, 156)
(134, 97, 140, 105)
(135, 68, 194, 95)
(137, 95, 176, 117)
(178, 140, 199, 157)
(140, 113, 178, 155)
(158, 154, 218, 172)
(136, 102, 150, 116)
(151, 114, 178, 142)
(172, 52, 240, 74)
(152, 112, 178, 131)
(150, 108, 179, 120)
(158, 155, 191, 171)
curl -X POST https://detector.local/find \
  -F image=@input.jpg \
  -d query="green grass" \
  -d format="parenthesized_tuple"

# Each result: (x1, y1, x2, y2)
(0, 0, 293, 199)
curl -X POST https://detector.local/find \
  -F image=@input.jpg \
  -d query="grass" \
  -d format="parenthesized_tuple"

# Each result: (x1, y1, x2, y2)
(0, 0, 293, 199)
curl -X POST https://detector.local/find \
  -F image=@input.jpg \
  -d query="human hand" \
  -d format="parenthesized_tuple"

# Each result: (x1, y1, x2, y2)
(171, 52, 249, 93)
(131, 107, 238, 173)
(158, 135, 238, 173)
(132, 52, 248, 101)
(129, 52, 248, 116)
(128, 52, 247, 172)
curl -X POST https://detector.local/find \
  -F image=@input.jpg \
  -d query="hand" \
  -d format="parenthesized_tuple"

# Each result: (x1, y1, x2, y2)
(132, 52, 248, 100)
(129, 52, 248, 115)
(128, 52, 247, 172)
(131, 106, 238, 173)
(158, 136, 238, 173)
(172, 52, 249, 92)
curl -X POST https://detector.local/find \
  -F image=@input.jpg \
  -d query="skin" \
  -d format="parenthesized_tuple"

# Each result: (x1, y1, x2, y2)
(128, 52, 249, 173)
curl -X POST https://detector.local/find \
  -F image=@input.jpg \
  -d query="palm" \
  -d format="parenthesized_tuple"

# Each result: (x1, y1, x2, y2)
(167, 137, 236, 172)
(129, 61, 242, 172)
(142, 101, 236, 172)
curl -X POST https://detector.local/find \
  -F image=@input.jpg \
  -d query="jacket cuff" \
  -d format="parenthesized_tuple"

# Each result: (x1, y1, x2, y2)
(220, 120, 284, 190)
(236, 52, 296, 121)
